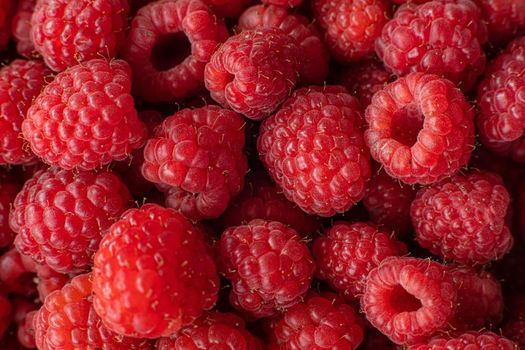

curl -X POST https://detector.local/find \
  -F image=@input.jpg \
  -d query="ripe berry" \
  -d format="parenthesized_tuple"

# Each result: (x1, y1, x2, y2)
(0, 248, 36, 297)
(22, 59, 147, 170)
(17, 310, 36, 348)
(11, 0, 36, 58)
(258, 86, 371, 216)
(474, 0, 525, 45)
(0, 170, 19, 248)
(93, 204, 219, 338)
(411, 331, 519, 350)
(365, 72, 475, 185)
(262, 0, 302, 8)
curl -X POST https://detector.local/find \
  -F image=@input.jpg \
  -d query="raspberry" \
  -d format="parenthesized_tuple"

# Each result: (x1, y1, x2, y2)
(411, 331, 519, 350)
(364, 73, 475, 185)
(258, 86, 371, 216)
(11, 0, 36, 58)
(268, 293, 364, 349)
(34, 273, 152, 349)
(375, 0, 487, 91)
(313, 0, 390, 62)
(204, 0, 251, 17)
(361, 257, 457, 345)
(476, 37, 525, 162)
(502, 295, 525, 347)
(22, 59, 147, 170)
(238, 4, 329, 85)
(0, 59, 51, 165)
(474, 0, 525, 46)
(17, 310, 36, 348)
(261, 0, 303, 8)
(156, 312, 263, 350)
(122, 0, 228, 102)
(411, 171, 513, 265)
(218, 219, 315, 319)
(142, 106, 248, 220)
(10, 167, 132, 273)
(31, 0, 129, 72)
(0, 171, 19, 248)
(0, 248, 36, 297)
(204, 28, 301, 121)
(0, 0, 13, 51)
(313, 221, 407, 299)
(93, 204, 219, 338)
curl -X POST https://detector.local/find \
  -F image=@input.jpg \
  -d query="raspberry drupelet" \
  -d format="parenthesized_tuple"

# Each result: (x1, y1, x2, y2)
(10, 167, 132, 274)
(17, 310, 36, 348)
(411, 171, 513, 265)
(142, 106, 248, 221)
(410, 331, 519, 350)
(30, 0, 129, 72)
(11, 0, 36, 58)
(365, 72, 475, 185)
(0, 170, 19, 248)
(205, 28, 301, 121)
(258, 86, 371, 216)
(376, 0, 488, 91)
(123, 0, 228, 102)
(262, 0, 302, 8)
(93, 204, 219, 338)
(22, 59, 147, 171)
(361, 257, 457, 345)
(217, 219, 315, 319)
(474, 0, 525, 46)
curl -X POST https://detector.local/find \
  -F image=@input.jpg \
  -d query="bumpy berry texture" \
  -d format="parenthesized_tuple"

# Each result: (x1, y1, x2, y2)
(502, 295, 525, 347)
(262, 0, 302, 7)
(258, 86, 371, 216)
(477, 37, 525, 162)
(313, 221, 407, 299)
(22, 59, 147, 170)
(34, 273, 152, 350)
(156, 312, 263, 350)
(205, 28, 301, 121)
(18, 310, 36, 348)
(475, 0, 525, 45)
(268, 293, 364, 349)
(0, 170, 19, 247)
(11, 0, 36, 58)
(238, 4, 329, 85)
(410, 331, 519, 350)
(0, 248, 37, 297)
(362, 257, 457, 345)
(0, 59, 50, 165)
(93, 204, 219, 338)
(376, 0, 487, 91)
(313, 0, 390, 62)
(142, 106, 247, 221)
(31, 0, 128, 72)
(411, 171, 513, 265)
(0, 0, 13, 51)
(365, 72, 475, 185)
(123, 0, 228, 102)
(10, 167, 131, 274)
(218, 219, 315, 319)
(204, 0, 251, 18)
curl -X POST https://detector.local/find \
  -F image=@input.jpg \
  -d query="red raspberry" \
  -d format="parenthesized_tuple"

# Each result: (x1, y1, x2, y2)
(475, 0, 525, 46)
(0, 59, 51, 165)
(25, 259, 70, 302)
(268, 293, 364, 349)
(10, 167, 132, 273)
(122, 0, 228, 102)
(365, 73, 475, 185)
(376, 0, 487, 91)
(0, 171, 19, 248)
(411, 171, 513, 265)
(17, 310, 36, 348)
(313, 221, 407, 299)
(0, 248, 36, 297)
(258, 86, 371, 216)
(156, 311, 263, 350)
(238, 4, 329, 85)
(34, 273, 152, 349)
(411, 331, 519, 350)
(31, 0, 129, 72)
(11, 0, 36, 58)
(362, 257, 457, 345)
(218, 219, 315, 319)
(22, 59, 147, 170)
(204, 28, 301, 121)
(0, 0, 13, 51)
(262, 0, 303, 8)
(204, 0, 251, 17)
(476, 37, 525, 162)
(93, 204, 219, 338)
(142, 106, 248, 220)
(502, 295, 525, 347)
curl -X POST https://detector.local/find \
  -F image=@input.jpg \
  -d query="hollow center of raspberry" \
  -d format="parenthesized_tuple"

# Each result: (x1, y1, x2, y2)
(390, 104, 424, 147)
(389, 285, 422, 313)
(150, 32, 192, 71)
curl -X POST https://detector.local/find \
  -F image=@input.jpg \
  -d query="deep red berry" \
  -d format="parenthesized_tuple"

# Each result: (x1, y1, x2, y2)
(502, 295, 525, 347)
(411, 171, 513, 265)
(0, 0, 13, 51)
(0, 170, 19, 248)
(0, 248, 36, 297)
(203, 0, 251, 17)
(238, 4, 329, 85)
(142, 106, 247, 220)
(11, 298, 37, 325)
(362, 257, 457, 345)
(313, 221, 407, 299)
(11, 0, 36, 58)
(205, 28, 301, 121)
(262, 0, 302, 7)
(93, 204, 219, 338)
(22, 59, 147, 170)
(123, 0, 228, 102)
(31, 0, 129, 72)
(474, 0, 525, 46)
(313, 0, 390, 62)
(411, 331, 519, 350)
(376, 0, 487, 91)
(258, 86, 371, 216)
(17, 310, 36, 348)
(218, 219, 315, 319)
(365, 72, 475, 185)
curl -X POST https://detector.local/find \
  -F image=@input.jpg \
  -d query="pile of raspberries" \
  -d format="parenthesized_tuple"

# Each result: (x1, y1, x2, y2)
(1, 0, 525, 348)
